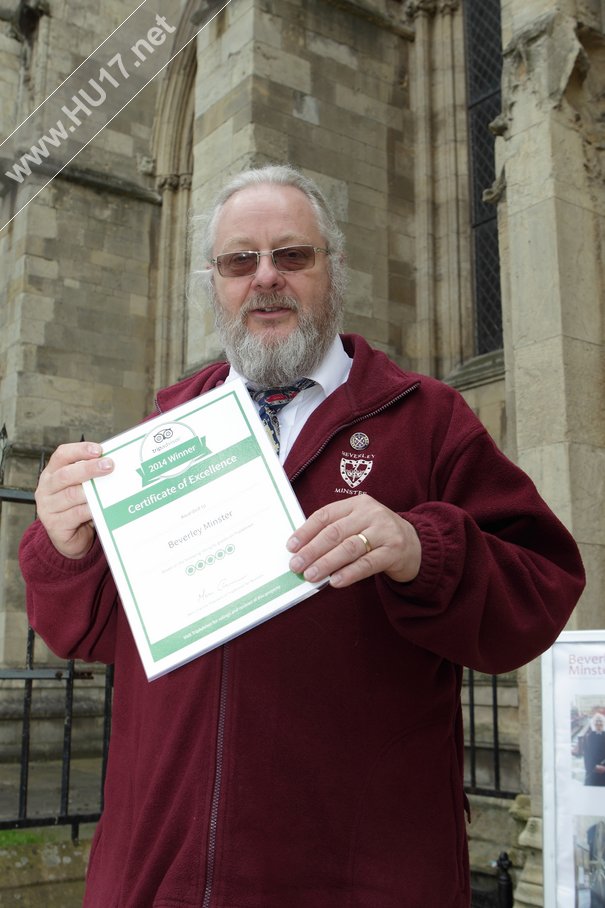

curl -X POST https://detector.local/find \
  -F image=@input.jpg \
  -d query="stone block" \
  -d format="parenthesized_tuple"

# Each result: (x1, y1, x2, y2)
(569, 442, 605, 545)
(129, 293, 150, 317)
(333, 83, 389, 129)
(232, 121, 256, 160)
(467, 794, 525, 876)
(555, 201, 604, 343)
(346, 269, 374, 317)
(310, 57, 354, 100)
(197, 79, 253, 139)
(24, 257, 59, 282)
(255, 42, 311, 94)
(292, 93, 320, 125)
(0, 836, 91, 906)
(95, 128, 135, 158)
(253, 9, 282, 48)
(460, 381, 507, 451)
(218, 4, 254, 61)
(253, 122, 289, 160)
(515, 335, 604, 448)
(507, 204, 562, 348)
(14, 396, 63, 435)
(198, 44, 254, 114)
(307, 31, 358, 70)
(570, 540, 605, 628)
(388, 228, 415, 263)
(293, 0, 354, 47)
(195, 121, 236, 178)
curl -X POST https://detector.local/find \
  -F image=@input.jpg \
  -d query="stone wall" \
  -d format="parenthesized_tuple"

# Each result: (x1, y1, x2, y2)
(0, 831, 90, 908)
(495, 1, 605, 904)
(0, 0, 163, 665)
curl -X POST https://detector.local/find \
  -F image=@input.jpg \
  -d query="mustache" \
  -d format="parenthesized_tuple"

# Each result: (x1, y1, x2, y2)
(241, 293, 299, 316)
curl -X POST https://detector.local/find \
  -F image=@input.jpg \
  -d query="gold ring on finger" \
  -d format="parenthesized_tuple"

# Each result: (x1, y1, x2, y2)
(356, 532, 372, 555)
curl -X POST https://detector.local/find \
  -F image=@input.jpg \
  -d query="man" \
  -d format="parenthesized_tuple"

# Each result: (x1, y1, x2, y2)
(20, 164, 585, 907)
(584, 714, 605, 786)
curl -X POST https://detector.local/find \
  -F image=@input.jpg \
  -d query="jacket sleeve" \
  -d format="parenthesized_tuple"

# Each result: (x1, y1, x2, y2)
(376, 403, 585, 674)
(19, 519, 118, 664)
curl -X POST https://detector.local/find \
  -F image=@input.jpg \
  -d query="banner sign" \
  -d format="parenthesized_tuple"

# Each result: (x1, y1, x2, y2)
(543, 630, 605, 907)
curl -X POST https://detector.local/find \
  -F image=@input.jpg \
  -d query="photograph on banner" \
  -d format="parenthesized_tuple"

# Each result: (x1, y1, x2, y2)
(543, 631, 605, 908)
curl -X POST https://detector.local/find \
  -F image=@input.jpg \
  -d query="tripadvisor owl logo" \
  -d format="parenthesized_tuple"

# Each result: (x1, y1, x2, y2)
(137, 421, 211, 486)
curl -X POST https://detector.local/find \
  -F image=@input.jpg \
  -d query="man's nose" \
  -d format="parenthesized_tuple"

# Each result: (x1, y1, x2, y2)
(252, 252, 287, 291)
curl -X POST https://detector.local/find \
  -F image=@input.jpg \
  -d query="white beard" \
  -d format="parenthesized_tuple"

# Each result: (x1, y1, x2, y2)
(211, 290, 342, 386)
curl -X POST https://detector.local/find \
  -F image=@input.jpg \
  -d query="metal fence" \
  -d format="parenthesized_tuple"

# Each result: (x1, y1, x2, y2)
(465, 668, 518, 799)
(0, 631, 113, 842)
(0, 428, 114, 841)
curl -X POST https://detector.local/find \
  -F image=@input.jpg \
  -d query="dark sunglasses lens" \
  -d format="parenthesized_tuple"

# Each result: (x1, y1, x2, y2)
(273, 246, 315, 271)
(219, 252, 258, 276)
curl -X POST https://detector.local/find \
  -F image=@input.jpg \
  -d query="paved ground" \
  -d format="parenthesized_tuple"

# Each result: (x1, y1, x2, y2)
(0, 757, 103, 826)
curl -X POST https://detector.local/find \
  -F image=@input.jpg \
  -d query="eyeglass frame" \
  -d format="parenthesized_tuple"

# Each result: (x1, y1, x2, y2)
(210, 244, 330, 278)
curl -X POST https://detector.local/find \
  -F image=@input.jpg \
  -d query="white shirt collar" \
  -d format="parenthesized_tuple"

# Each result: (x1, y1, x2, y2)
(227, 335, 352, 462)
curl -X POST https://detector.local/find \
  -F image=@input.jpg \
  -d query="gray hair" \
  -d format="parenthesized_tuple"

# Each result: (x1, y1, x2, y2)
(190, 164, 348, 299)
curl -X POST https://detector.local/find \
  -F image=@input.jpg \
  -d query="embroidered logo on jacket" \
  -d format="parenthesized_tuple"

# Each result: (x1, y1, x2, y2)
(340, 458, 373, 488)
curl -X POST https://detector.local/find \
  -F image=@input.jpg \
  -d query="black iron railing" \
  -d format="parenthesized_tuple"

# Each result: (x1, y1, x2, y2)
(0, 427, 113, 842)
(465, 667, 518, 799)
(0, 637, 113, 842)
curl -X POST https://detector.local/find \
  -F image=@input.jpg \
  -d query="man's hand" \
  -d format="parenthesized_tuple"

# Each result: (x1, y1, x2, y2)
(287, 496, 421, 589)
(35, 442, 114, 559)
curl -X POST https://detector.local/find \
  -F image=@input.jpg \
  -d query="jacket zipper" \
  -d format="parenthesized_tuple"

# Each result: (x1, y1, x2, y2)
(202, 643, 231, 908)
(158, 385, 230, 907)
(289, 382, 420, 482)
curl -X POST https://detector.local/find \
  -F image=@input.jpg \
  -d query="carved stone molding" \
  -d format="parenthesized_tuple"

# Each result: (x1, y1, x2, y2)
(324, 0, 414, 40)
(405, 0, 459, 20)
(136, 155, 156, 177)
(156, 173, 192, 192)
(439, 0, 460, 13)
(483, 168, 507, 206)
(405, 0, 437, 20)
(156, 174, 180, 192)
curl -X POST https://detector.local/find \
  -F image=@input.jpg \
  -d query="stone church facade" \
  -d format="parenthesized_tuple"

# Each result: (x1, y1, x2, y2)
(0, 0, 603, 903)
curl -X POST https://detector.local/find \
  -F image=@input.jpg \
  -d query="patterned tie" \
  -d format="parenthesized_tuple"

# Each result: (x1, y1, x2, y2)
(249, 379, 316, 454)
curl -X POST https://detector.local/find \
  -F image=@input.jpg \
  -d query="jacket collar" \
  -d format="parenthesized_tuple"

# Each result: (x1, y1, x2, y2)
(284, 335, 420, 477)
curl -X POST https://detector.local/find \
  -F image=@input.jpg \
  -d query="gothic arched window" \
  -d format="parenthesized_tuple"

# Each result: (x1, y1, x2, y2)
(463, 0, 503, 354)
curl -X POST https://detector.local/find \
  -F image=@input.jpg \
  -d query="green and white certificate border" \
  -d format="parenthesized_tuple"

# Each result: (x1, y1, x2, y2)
(85, 381, 320, 679)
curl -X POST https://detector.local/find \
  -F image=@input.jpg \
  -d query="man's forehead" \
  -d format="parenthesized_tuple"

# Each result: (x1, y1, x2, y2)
(216, 184, 319, 230)
(218, 230, 312, 250)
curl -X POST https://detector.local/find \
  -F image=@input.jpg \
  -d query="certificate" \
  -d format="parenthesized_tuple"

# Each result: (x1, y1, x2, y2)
(83, 379, 325, 680)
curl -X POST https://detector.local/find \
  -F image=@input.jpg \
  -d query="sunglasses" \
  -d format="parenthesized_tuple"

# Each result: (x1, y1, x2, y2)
(211, 244, 330, 278)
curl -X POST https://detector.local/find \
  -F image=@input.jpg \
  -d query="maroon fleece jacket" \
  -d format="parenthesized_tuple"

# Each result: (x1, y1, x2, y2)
(20, 334, 585, 908)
